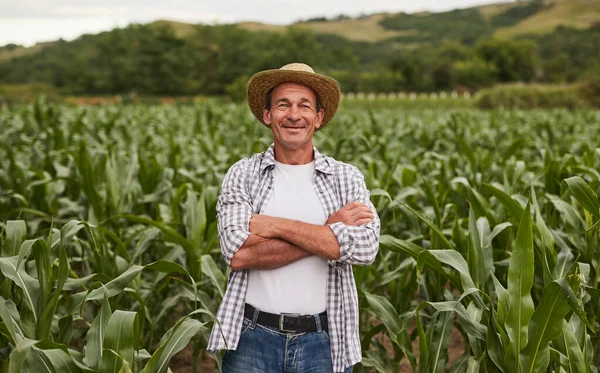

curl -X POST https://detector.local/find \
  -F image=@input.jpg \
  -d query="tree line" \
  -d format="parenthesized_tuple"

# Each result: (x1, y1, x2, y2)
(0, 22, 598, 97)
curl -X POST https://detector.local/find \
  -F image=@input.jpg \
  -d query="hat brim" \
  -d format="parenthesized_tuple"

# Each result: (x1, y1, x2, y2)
(247, 69, 341, 130)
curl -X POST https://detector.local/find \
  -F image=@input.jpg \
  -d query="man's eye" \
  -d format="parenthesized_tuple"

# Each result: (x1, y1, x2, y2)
(277, 103, 289, 108)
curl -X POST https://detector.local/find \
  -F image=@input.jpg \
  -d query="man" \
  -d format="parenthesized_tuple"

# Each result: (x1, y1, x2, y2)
(207, 63, 380, 373)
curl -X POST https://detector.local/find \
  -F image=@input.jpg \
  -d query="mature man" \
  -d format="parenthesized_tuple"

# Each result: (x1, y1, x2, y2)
(207, 63, 380, 373)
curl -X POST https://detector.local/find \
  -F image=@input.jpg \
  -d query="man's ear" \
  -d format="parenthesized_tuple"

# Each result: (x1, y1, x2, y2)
(263, 108, 272, 126)
(314, 109, 325, 129)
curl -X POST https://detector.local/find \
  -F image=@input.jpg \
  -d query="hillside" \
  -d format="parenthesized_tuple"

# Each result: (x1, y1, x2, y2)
(2, 0, 599, 62)
(0, 42, 54, 63)
(237, 14, 410, 42)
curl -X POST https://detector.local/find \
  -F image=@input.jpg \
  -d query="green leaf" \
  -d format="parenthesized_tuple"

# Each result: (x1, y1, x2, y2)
(32, 239, 52, 339)
(38, 245, 70, 339)
(520, 280, 572, 373)
(504, 202, 535, 372)
(0, 296, 19, 344)
(200, 255, 225, 299)
(69, 260, 196, 314)
(419, 300, 486, 341)
(363, 292, 404, 338)
(488, 222, 513, 249)
(560, 320, 587, 373)
(482, 183, 524, 220)
(141, 317, 206, 373)
(0, 255, 39, 335)
(57, 315, 73, 345)
(468, 208, 490, 288)
(97, 311, 139, 373)
(131, 228, 160, 263)
(362, 351, 392, 373)
(84, 286, 111, 369)
(428, 311, 454, 373)
(487, 309, 506, 372)
(399, 202, 454, 250)
(4, 220, 27, 257)
(379, 235, 424, 259)
(453, 178, 497, 226)
(39, 348, 82, 373)
(183, 190, 207, 252)
(119, 214, 192, 251)
(547, 195, 584, 229)
(420, 250, 485, 309)
(63, 274, 98, 292)
(491, 272, 509, 325)
(561, 177, 600, 219)
(68, 265, 144, 314)
(9, 338, 37, 373)
(59, 220, 85, 252)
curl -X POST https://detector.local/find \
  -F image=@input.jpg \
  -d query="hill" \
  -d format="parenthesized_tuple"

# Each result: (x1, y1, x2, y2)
(237, 14, 410, 43)
(0, 0, 598, 98)
(0, 42, 55, 63)
(2, 0, 599, 62)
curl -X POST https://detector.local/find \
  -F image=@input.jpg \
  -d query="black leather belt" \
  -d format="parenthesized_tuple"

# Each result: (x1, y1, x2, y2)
(244, 303, 328, 333)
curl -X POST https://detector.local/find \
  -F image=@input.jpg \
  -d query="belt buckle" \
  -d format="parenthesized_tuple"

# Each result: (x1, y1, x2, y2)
(279, 313, 300, 333)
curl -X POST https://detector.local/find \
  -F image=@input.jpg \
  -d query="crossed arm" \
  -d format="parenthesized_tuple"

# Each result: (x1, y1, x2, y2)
(230, 203, 374, 270)
(218, 160, 380, 272)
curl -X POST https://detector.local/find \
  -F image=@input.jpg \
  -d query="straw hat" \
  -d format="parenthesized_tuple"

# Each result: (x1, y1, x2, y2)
(247, 63, 341, 129)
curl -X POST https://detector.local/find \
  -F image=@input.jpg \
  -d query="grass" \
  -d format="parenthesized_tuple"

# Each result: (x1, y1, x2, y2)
(293, 14, 415, 42)
(0, 42, 54, 62)
(235, 14, 414, 42)
(494, 0, 600, 38)
(477, 2, 519, 21)
(149, 20, 198, 37)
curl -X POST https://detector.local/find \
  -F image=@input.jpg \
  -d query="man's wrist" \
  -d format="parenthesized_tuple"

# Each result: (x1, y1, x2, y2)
(270, 216, 287, 238)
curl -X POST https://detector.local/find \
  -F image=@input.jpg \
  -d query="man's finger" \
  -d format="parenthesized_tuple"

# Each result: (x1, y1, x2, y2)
(350, 211, 374, 222)
(344, 202, 368, 212)
(348, 206, 373, 218)
(351, 217, 373, 226)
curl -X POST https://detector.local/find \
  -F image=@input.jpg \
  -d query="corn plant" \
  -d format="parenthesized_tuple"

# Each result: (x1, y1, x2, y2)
(1, 98, 599, 372)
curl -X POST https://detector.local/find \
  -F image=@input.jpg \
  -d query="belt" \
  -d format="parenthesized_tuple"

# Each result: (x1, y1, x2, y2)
(244, 303, 328, 333)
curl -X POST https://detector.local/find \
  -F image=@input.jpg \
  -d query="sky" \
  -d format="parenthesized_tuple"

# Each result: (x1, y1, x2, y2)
(0, 0, 514, 47)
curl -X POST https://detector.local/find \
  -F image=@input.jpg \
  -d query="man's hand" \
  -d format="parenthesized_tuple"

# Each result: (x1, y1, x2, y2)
(326, 202, 374, 226)
(249, 214, 279, 238)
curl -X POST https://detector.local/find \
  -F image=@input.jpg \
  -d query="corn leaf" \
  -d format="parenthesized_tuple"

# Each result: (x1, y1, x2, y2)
(504, 202, 534, 372)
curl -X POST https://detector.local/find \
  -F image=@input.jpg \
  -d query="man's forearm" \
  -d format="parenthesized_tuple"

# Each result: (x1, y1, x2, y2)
(230, 234, 312, 271)
(271, 218, 340, 260)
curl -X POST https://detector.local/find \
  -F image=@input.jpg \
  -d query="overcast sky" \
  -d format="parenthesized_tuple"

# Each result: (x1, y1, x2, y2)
(0, 0, 514, 46)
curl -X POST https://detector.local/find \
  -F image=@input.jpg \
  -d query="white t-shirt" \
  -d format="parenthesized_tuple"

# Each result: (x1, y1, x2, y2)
(245, 160, 329, 315)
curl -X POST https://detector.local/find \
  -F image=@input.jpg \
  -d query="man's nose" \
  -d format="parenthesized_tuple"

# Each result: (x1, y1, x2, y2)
(287, 104, 301, 121)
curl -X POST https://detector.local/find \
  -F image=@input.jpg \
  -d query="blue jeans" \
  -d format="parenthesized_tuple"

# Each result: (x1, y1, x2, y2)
(222, 317, 353, 373)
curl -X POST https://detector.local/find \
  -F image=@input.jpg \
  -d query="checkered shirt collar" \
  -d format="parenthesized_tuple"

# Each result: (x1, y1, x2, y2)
(260, 143, 333, 174)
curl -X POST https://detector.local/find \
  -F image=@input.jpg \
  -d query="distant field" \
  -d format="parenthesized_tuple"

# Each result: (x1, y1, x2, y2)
(476, 2, 517, 21)
(150, 20, 197, 37)
(494, 0, 600, 38)
(0, 42, 53, 62)
(239, 14, 413, 42)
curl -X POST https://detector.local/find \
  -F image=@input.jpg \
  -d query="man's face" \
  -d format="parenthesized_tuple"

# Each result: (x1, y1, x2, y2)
(263, 83, 324, 152)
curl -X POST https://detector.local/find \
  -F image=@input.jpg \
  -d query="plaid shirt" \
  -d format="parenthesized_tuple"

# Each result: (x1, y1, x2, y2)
(207, 144, 380, 373)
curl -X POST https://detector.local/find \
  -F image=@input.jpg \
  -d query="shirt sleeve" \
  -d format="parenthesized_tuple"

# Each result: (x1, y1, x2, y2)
(217, 159, 253, 268)
(327, 166, 380, 266)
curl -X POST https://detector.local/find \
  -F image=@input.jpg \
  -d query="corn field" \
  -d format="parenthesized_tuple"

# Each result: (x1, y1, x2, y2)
(0, 98, 599, 373)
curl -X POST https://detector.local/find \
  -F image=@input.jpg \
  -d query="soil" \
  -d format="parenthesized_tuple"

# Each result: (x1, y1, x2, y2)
(170, 344, 217, 373)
